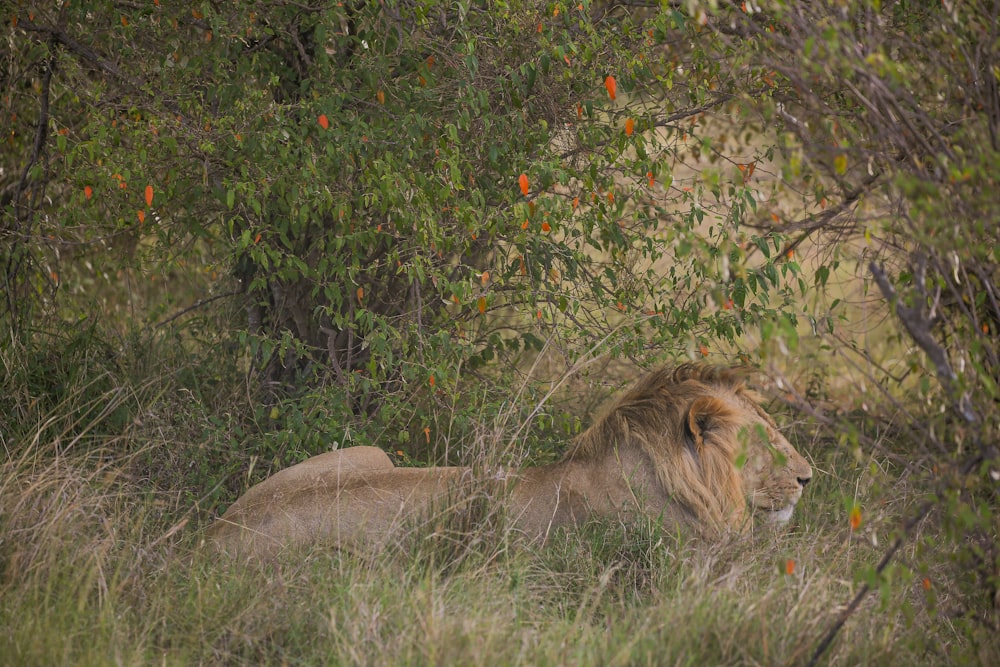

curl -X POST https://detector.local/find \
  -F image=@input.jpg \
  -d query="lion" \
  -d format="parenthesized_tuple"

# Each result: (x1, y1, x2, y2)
(206, 365, 812, 560)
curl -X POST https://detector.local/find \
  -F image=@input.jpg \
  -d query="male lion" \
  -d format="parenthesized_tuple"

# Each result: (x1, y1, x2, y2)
(207, 365, 812, 560)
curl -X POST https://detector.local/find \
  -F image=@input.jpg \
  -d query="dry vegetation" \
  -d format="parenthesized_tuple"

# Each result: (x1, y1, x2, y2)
(1, 341, 995, 666)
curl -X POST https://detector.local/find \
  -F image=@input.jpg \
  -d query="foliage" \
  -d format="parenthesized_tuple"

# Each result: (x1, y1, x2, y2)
(3, 1, 805, 432)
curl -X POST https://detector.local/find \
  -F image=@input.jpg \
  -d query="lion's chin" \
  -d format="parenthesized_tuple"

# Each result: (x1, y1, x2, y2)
(765, 505, 796, 524)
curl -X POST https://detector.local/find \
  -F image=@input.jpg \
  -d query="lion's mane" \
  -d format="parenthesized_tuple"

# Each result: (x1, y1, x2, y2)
(564, 364, 765, 531)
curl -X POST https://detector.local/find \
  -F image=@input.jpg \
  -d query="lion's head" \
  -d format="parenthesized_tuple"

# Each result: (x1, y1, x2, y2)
(561, 364, 812, 533)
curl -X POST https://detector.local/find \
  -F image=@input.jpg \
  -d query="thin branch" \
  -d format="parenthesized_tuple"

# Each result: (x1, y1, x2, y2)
(12, 57, 53, 219)
(557, 94, 734, 163)
(870, 261, 978, 424)
(747, 169, 883, 265)
(807, 261, 989, 664)
(19, 22, 184, 117)
(154, 290, 241, 329)
(6, 45, 56, 328)
(807, 498, 933, 667)
(807, 449, 984, 667)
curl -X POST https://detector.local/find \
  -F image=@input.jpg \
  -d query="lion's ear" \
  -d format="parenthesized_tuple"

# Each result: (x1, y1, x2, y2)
(685, 396, 736, 452)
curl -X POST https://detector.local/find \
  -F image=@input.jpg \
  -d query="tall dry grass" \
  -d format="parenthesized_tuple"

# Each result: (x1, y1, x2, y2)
(2, 405, 994, 665)
(1, 325, 996, 665)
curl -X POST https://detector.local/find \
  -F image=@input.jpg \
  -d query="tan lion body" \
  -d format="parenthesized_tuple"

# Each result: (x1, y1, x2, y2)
(207, 366, 812, 560)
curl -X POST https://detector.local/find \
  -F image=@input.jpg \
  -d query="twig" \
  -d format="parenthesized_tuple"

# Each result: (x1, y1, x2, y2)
(6, 45, 56, 329)
(154, 290, 241, 329)
(20, 22, 184, 117)
(12, 57, 52, 219)
(807, 449, 984, 667)
(870, 260, 977, 424)
(806, 498, 933, 667)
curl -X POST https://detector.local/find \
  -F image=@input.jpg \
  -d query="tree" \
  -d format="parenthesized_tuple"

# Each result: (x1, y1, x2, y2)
(4, 2, 803, 431)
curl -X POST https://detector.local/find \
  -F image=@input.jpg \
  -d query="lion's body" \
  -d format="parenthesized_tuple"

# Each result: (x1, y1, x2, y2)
(207, 365, 812, 560)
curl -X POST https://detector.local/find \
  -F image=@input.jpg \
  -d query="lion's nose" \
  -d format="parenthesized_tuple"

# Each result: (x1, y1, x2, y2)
(797, 475, 811, 487)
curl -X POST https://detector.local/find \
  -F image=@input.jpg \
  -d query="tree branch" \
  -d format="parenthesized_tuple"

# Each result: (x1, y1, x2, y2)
(870, 260, 977, 424)
(806, 447, 986, 667)
(6, 42, 56, 328)
(807, 260, 990, 664)
(806, 497, 933, 667)
(154, 290, 241, 329)
(20, 22, 184, 117)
